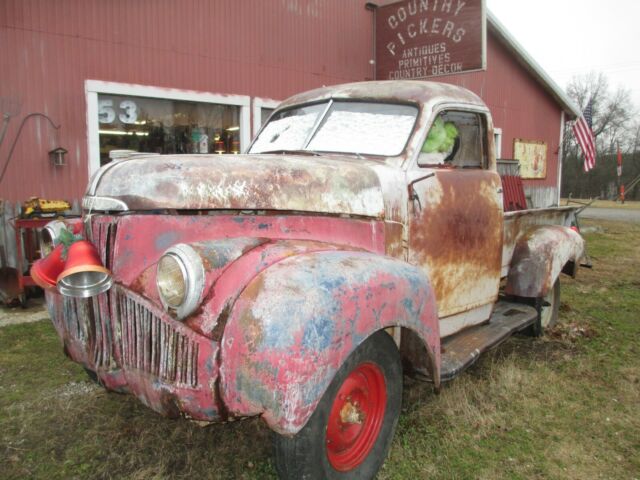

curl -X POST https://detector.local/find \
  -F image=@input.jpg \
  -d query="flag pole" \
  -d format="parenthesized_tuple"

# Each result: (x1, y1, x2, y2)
(617, 141, 624, 204)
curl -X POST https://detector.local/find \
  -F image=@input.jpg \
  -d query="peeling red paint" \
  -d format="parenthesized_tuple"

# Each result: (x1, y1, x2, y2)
(219, 251, 439, 434)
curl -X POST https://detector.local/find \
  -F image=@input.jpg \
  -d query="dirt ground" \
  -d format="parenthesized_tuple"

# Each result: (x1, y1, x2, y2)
(0, 298, 47, 328)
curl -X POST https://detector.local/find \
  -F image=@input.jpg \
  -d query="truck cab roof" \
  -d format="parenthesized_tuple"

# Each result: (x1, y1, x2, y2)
(278, 80, 486, 111)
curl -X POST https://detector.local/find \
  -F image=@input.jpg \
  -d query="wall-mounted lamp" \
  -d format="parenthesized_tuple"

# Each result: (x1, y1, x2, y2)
(49, 147, 68, 166)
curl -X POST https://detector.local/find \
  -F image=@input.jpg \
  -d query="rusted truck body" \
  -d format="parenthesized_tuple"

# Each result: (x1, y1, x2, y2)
(44, 81, 584, 478)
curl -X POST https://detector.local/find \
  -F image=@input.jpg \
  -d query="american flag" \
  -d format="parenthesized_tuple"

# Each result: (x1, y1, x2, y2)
(617, 144, 622, 177)
(572, 101, 596, 172)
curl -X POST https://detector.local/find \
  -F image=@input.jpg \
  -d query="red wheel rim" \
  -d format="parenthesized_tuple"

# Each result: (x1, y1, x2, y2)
(326, 362, 387, 471)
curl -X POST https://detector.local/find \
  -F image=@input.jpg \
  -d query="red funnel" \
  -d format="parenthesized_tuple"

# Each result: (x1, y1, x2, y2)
(30, 243, 65, 290)
(57, 241, 113, 298)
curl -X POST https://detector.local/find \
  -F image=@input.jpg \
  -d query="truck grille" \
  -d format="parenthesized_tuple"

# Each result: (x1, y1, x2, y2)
(90, 217, 118, 270)
(62, 295, 115, 369)
(114, 290, 199, 387)
(73, 216, 199, 387)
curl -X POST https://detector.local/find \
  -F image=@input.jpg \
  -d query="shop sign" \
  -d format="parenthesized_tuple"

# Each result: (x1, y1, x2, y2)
(376, 0, 486, 80)
(514, 138, 547, 179)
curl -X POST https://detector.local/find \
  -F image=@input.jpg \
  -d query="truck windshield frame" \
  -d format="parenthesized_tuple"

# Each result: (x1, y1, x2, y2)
(249, 100, 419, 157)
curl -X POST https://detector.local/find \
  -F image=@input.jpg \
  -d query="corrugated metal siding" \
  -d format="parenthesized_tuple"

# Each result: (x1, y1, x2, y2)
(524, 186, 558, 209)
(1, 1, 563, 206)
(434, 34, 563, 193)
(0, 0, 374, 202)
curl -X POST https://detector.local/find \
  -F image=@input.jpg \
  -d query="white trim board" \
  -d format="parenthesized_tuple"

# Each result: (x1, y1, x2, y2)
(494, 127, 502, 159)
(85, 80, 251, 175)
(251, 97, 281, 139)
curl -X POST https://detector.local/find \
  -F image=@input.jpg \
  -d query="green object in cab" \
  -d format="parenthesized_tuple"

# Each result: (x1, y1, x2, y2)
(422, 117, 459, 153)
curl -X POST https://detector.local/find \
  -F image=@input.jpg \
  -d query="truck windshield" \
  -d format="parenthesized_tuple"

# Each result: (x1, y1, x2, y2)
(249, 101, 418, 156)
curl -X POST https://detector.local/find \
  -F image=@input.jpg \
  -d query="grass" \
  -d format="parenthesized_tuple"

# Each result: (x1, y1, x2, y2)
(1, 219, 639, 479)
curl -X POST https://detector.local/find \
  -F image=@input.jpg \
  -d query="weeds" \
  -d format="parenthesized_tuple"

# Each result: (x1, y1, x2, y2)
(1, 219, 639, 479)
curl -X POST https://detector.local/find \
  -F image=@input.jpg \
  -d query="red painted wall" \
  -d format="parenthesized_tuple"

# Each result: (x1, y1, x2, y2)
(434, 33, 562, 189)
(1, 1, 561, 203)
(0, 0, 374, 202)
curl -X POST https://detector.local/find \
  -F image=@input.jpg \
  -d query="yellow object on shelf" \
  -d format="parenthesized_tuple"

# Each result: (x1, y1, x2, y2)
(22, 197, 71, 217)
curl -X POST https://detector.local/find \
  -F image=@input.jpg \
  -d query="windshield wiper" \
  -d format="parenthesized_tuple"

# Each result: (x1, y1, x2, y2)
(258, 149, 321, 156)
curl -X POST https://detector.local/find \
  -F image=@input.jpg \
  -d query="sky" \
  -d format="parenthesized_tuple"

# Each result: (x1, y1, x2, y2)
(486, 0, 640, 109)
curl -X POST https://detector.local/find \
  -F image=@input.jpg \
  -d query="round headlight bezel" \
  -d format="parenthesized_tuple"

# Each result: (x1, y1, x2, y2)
(156, 244, 205, 320)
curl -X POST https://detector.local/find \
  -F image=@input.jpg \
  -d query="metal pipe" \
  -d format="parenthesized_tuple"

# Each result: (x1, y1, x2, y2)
(0, 113, 61, 185)
(365, 2, 378, 80)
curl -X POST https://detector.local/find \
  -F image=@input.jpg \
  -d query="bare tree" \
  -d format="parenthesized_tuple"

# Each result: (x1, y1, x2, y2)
(562, 72, 638, 199)
(566, 72, 634, 152)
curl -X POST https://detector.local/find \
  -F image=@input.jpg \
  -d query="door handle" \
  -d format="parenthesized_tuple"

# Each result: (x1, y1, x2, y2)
(408, 172, 435, 214)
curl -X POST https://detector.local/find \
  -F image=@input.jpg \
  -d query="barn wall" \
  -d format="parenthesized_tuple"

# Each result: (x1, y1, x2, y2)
(0, 0, 374, 202)
(434, 33, 563, 205)
(1, 2, 567, 212)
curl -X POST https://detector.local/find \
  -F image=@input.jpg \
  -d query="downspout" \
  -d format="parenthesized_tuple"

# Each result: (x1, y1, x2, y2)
(365, 2, 378, 80)
(557, 110, 565, 206)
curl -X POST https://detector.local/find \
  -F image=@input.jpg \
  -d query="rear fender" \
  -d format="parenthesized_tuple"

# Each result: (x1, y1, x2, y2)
(219, 250, 440, 435)
(505, 225, 584, 298)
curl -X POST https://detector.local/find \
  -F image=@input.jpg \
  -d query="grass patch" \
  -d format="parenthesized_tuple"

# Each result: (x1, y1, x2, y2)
(1, 219, 639, 479)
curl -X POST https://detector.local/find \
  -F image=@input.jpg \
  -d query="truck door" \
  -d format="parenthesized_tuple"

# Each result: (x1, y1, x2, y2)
(408, 110, 503, 335)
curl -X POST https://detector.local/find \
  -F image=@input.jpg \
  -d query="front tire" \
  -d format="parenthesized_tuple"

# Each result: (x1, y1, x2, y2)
(274, 330, 402, 479)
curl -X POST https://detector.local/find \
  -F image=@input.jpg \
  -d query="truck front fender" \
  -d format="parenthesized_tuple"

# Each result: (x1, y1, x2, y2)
(505, 225, 584, 298)
(219, 250, 440, 435)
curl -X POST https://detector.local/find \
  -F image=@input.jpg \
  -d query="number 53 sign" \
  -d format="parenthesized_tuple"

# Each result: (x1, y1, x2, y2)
(99, 99, 138, 124)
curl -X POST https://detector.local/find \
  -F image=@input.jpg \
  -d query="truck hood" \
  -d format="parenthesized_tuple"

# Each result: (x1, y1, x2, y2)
(85, 154, 389, 218)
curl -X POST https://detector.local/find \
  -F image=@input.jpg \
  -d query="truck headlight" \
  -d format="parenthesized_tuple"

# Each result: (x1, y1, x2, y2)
(156, 244, 205, 320)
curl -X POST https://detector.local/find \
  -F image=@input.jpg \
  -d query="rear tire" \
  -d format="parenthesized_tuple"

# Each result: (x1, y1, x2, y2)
(274, 330, 402, 479)
(528, 278, 560, 337)
(539, 278, 560, 330)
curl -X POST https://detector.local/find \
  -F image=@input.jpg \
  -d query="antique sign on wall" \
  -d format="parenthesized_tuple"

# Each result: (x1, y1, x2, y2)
(375, 0, 486, 80)
(514, 138, 548, 179)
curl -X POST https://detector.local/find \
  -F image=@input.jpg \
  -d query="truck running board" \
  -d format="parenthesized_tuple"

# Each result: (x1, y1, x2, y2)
(440, 301, 538, 382)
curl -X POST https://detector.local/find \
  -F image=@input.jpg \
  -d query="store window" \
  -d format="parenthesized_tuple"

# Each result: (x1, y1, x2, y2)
(97, 94, 241, 166)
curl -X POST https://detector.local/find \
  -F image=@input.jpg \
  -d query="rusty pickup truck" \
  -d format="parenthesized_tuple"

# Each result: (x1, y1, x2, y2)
(42, 81, 585, 479)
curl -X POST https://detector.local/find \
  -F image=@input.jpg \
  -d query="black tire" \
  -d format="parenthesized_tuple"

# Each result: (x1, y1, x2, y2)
(83, 367, 100, 384)
(540, 278, 560, 330)
(274, 330, 402, 480)
(529, 278, 560, 337)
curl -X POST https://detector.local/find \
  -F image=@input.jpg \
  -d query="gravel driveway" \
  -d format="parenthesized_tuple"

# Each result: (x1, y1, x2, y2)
(580, 207, 640, 223)
(0, 299, 48, 327)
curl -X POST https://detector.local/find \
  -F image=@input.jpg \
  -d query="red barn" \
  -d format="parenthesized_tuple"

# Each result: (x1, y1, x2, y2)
(0, 0, 578, 270)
